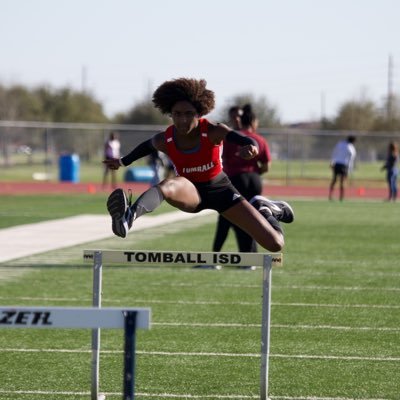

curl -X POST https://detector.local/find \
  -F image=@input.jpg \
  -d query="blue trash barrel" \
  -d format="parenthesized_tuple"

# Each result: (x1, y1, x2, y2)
(124, 166, 155, 183)
(59, 154, 80, 183)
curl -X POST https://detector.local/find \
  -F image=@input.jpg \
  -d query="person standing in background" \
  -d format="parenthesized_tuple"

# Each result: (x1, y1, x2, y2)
(207, 106, 243, 258)
(381, 141, 398, 202)
(228, 105, 243, 130)
(329, 136, 356, 201)
(102, 132, 121, 189)
(208, 104, 272, 269)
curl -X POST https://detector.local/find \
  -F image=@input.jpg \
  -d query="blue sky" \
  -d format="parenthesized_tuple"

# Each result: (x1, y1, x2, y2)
(1, 0, 399, 123)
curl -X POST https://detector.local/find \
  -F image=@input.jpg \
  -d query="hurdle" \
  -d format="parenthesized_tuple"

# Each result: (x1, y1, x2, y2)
(84, 249, 283, 400)
(0, 306, 151, 400)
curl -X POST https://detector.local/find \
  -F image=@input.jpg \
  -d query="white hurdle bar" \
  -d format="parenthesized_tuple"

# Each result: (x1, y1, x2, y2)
(0, 306, 151, 400)
(84, 249, 283, 400)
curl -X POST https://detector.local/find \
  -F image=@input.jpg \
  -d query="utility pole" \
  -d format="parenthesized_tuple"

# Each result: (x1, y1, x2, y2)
(387, 54, 393, 125)
(81, 65, 87, 93)
(320, 91, 326, 121)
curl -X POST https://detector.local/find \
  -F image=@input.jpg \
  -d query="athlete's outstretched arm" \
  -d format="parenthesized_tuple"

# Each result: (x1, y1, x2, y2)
(225, 130, 259, 159)
(210, 123, 259, 160)
(120, 139, 156, 166)
(102, 133, 164, 170)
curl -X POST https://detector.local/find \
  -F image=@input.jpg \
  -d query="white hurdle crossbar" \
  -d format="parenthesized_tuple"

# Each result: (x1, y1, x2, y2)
(84, 249, 283, 400)
(0, 306, 150, 400)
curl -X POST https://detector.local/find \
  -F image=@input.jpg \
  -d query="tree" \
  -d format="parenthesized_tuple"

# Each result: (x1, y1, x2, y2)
(217, 93, 281, 128)
(115, 98, 170, 125)
(374, 94, 400, 131)
(0, 84, 43, 121)
(0, 84, 108, 123)
(333, 97, 378, 131)
(47, 88, 108, 123)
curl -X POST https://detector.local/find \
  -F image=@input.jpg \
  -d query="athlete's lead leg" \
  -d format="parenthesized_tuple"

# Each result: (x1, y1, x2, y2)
(107, 177, 200, 238)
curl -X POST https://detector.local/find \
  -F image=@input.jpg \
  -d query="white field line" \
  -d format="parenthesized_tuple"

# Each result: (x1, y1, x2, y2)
(91, 282, 400, 292)
(278, 271, 400, 278)
(0, 296, 398, 331)
(1, 295, 399, 309)
(0, 267, 33, 281)
(0, 302, 397, 330)
(0, 389, 391, 400)
(1, 274, 399, 293)
(153, 322, 400, 332)
(272, 302, 400, 309)
(274, 285, 400, 292)
(1, 348, 400, 362)
(141, 282, 400, 292)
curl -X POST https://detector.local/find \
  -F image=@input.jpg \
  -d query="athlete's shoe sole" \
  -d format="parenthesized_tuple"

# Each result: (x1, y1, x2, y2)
(250, 195, 294, 223)
(107, 188, 129, 238)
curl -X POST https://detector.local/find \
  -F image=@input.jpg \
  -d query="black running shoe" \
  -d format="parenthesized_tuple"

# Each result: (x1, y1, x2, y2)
(125, 189, 135, 230)
(107, 188, 135, 238)
(250, 195, 294, 223)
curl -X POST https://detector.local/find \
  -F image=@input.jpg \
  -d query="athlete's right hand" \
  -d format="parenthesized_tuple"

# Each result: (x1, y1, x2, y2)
(103, 158, 121, 170)
(239, 144, 259, 160)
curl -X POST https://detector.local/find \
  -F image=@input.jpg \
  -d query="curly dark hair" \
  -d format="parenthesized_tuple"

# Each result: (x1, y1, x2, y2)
(241, 104, 256, 128)
(152, 78, 215, 116)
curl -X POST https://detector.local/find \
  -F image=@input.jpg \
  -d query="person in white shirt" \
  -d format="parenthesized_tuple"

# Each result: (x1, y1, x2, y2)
(103, 132, 121, 189)
(329, 136, 356, 201)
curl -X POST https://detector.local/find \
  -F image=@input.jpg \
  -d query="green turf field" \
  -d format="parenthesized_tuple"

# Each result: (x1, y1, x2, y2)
(0, 158, 388, 187)
(0, 194, 170, 229)
(0, 196, 399, 399)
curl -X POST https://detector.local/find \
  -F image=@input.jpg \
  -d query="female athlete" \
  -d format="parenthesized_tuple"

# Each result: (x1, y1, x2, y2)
(103, 78, 293, 252)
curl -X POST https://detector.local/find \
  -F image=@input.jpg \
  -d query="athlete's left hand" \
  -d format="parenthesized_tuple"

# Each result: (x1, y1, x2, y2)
(239, 144, 259, 160)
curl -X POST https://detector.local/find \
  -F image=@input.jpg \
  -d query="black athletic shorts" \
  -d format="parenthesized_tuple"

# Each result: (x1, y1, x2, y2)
(193, 172, 244, 213)
(229, 172, 262, 200)
(333, 163, 348, 176)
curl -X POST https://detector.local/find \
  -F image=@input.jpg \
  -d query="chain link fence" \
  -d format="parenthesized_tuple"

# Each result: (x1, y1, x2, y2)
(1, 121, 399, 186)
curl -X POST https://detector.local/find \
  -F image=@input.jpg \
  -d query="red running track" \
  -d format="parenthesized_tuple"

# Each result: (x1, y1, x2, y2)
(0, 181, 388, 200)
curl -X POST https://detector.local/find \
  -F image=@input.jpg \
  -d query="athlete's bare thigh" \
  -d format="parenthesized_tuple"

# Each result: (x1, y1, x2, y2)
(158, 176, 201, 212)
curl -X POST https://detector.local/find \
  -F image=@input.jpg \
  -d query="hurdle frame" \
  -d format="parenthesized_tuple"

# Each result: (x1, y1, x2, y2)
(0, 306, 151, 400)
(92, 250, 103, 400)
(84, 249, 282, 400)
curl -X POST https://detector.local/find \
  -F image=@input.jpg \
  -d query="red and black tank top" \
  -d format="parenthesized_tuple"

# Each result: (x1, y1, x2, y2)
(164, 118, 223, 182)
